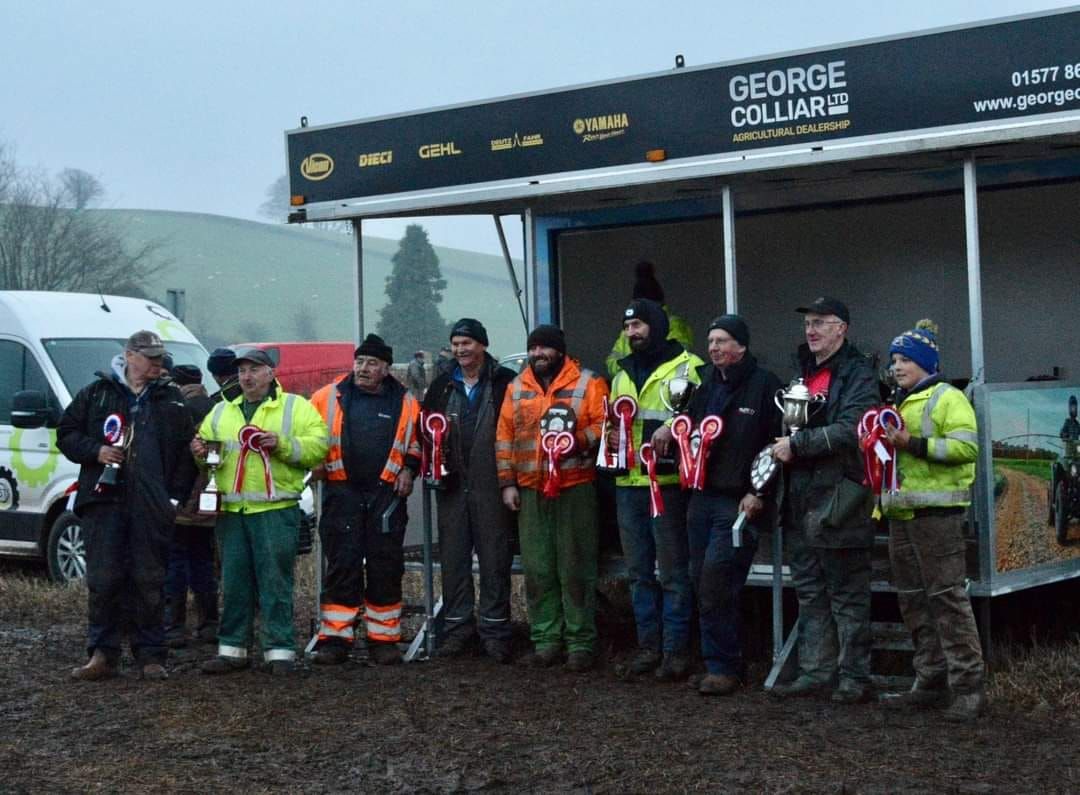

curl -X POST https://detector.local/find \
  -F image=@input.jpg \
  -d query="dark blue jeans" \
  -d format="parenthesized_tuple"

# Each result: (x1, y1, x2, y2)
(165, 524, 218, 599)
(616, 485, 691, 654)
(687, 492, 758, 677)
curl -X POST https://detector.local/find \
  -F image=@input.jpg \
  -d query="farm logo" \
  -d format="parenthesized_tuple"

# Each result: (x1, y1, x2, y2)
(0, 466, 20, 511)
(573, 113, 630, 143)
(300, 153, 335, 181)
(490, 132, 544, 152)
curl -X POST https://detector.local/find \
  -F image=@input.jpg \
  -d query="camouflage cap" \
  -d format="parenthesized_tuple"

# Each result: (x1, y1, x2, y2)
(126, 330, 167, 358)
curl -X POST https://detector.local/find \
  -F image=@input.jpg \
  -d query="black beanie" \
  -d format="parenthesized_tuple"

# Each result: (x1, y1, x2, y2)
(206, 347, 238, 377)
(449, 318, 489, 347)
(171, 364, 203, 386)
(631, 261, 664, 303)
(708, 314, 750, 347)
(526, 324, 566, 354)
(354, 333, 394, 365)
(623, 298, 670, 346)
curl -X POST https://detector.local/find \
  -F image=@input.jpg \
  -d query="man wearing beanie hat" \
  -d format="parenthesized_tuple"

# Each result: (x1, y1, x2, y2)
(653, 314, 782, 695)
(771, 297, 878, 704)
(609, 298, 703, 681)
(305, 334, 420, 667)
(877, 320, 985, 722)
(605, 261, 694, 378)
(206, 347, 241, 404)
(422, 319, 517, 662)
(496, 325, 608, 672)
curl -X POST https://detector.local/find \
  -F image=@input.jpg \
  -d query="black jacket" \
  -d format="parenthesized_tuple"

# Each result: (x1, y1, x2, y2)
(784, 340, 878, 548)
(686, 354, 782, 498)
(57, 371, 195, 524)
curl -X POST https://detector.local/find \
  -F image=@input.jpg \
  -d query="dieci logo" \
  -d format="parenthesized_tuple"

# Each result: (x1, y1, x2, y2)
(573, 113, 629, 142)
(419, 142, 462, 159)
(358, 150, 393, 168)
(300, 153, 334, 181)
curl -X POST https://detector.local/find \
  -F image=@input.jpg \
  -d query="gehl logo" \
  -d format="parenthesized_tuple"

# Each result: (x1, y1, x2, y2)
(419, 142, 462, 159)
(300, 153, 334, 181)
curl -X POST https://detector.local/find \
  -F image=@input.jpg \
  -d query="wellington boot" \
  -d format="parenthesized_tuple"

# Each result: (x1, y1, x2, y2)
(70, 649, 118, 682)
(943, 691, 986, 723)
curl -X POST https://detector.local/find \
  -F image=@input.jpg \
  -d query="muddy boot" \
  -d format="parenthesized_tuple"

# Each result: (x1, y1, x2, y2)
(654, 652, 690, 682)
(201, 656, 250, 675)
(943, 691, 986, 723)
(698, 674, 741, 697)
(70, 649, 118, 682)
(628, 648, 662, 675)
(369, 643, 402, 666)
(164, 596, 187, 649)
(770, 675, 828, 699)
(879, 676, 949, 711)
(312, 644, 349, 665)
(193, 592, 219, 644)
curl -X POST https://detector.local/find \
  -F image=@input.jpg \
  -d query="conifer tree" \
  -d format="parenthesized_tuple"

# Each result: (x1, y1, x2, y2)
(375, 224, 449, 356)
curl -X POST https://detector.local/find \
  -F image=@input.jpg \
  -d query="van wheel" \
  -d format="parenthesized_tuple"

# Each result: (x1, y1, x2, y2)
(47, 512, 86, 583)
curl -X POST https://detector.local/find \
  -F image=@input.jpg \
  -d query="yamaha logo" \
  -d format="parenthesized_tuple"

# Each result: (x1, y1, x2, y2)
(300, 153, 335, 181)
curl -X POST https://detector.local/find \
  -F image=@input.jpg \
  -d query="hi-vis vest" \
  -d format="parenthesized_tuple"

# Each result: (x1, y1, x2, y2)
(199, 388, 328, 515)
(881, 382, 978, 520)
(495, 358, 608, 491)
(610, 348, 704, 488)
(309, 377, 421, 486)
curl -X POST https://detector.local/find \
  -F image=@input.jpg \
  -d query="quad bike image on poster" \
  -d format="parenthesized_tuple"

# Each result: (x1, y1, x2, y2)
(988, 384, 1080, 574)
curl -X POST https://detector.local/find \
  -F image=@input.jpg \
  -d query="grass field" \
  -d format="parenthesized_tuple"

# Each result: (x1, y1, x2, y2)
(994, 457, 1053, 482)
(95, 209, 528, 356)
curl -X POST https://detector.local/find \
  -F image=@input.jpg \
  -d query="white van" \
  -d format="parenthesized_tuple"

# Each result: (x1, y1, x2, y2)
(0, 291, 210, 582)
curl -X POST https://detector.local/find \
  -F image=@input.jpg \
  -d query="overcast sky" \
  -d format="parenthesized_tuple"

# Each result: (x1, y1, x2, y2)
(4, 1, 1075, 255)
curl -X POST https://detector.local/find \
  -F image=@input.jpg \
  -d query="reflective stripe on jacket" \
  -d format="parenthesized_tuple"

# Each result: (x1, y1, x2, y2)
(496, 358, 609, 491)
(605, 308, 694, 379)
(610, 348, 704, 487)
(310, 376, 421, 486)
(882, 382, 978, 519)
(199, 388, 328, 515)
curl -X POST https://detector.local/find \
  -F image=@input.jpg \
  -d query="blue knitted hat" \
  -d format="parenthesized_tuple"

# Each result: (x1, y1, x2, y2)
(889, 319, 940, 374)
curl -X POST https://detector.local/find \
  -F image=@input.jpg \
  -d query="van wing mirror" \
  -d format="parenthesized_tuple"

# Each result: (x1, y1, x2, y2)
(11, 390, 59, 429)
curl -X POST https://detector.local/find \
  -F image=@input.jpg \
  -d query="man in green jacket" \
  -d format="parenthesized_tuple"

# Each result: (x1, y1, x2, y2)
(192, 348, 328, 676)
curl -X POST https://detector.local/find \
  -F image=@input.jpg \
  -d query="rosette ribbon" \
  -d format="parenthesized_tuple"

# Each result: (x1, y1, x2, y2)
(541, 430, 575, 499)
(638, 443, 665, 517)
(103, 413, 124, 444)
(611, 395, 638, 470)
(691, 415, 724, 491)
(671, 414, 695, 489)
(423, 412, 449, 485)
(233, 424, 276, 500)
(859, 407, 903, 495)
(596, 396, 616, 469)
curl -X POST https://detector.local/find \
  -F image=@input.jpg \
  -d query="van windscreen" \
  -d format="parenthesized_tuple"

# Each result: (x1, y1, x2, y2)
(43, 339, 213, 395)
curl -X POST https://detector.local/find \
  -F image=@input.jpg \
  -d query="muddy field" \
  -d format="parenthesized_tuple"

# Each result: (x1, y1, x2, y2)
(2, 562, 1080, 793)
(995, 467, 1080, 572)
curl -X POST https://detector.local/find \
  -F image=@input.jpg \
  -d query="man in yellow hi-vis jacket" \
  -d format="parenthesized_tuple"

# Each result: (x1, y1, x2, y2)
(192, 348, 328, 676)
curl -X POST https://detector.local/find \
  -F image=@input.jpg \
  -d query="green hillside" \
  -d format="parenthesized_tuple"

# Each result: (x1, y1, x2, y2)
(98, 210, 528, 359)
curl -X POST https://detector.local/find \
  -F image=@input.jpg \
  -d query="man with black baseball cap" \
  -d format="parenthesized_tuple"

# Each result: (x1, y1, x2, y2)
(770, 297, 878, 704)
(307, 333, 421, 666)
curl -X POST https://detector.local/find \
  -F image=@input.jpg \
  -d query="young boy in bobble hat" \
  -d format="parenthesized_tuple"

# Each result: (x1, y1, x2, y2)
(876, 319, 985, 723)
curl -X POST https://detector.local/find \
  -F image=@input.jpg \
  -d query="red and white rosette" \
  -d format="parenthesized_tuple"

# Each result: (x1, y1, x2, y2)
(103, 413, 125, 444)
(691, 415, 724, 491)
(596, 395, 615, 469)
(671, 414, 695, 489)
(423, 411, 449, 484)
(859, 407, 903, 495)
(234, 424, 276, 500)
(638, 443, 665, 517)
(541, 430, 575, 499)
(611, 395, 638, 470)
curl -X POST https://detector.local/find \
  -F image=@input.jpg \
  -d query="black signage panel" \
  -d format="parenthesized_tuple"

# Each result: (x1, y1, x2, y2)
(288, 11, 1080, 204)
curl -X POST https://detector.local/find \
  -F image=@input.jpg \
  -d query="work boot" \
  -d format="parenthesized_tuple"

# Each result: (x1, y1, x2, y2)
(524, 646, 563, 668)
(369, 643, 402, 666)
(565, 651, 595, 673)
(770, 675, 827, 699)
(943, 691, 986, 723)
(482, 639, 512, 665)
(698, 673, 741, 697)
(628, 648, 662, 675)
(654, 652, 691, 682)
(200, 656, 250, 675)
(70, 649, 118, 682)
(164, 596, 187, 649)
(194, 592, 219, 644)
(436, 631, 476, 658)
(140, 663, 168, 681)
(832, 680, 873, 705)
(311, 645, 349, 666)
(879, 677, 950, 711)
(267, 659, 295, 676)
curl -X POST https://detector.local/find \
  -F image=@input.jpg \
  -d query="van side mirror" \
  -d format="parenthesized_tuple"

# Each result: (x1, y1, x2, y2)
(11, 390, 59, 429)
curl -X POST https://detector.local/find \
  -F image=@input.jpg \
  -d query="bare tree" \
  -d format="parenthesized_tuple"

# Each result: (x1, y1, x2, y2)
(258, 173, 351, 233)
(0, 148, 165, 293)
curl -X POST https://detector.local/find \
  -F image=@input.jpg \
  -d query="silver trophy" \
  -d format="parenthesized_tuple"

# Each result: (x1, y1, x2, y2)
(198, 440, 223, 514)
(774, 377, 827, 433)
(659, 374, 697, 415)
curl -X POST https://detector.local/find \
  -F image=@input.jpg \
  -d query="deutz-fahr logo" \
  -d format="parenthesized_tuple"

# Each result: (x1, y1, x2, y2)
(300, 153, 335, 181)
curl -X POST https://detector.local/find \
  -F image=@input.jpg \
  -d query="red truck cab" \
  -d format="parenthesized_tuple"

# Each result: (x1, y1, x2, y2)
(234, 341, 355, 398)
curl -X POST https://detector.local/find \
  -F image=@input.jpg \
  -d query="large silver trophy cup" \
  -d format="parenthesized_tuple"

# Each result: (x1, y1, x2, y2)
(659, 373, 697, 415)
(774, 377, 826, 433)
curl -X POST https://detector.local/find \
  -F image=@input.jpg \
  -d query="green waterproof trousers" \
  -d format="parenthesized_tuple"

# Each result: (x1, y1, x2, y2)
(518, 483, 598, 654)
(216, 506, 300, 663)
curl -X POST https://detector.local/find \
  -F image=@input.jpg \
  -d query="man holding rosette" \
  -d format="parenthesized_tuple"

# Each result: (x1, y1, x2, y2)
(59, 330, 195, 682)
(192, 348, 327, 676)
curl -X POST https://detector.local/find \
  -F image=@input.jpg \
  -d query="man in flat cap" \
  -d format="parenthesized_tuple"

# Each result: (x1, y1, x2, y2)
(308, 334, 421, 666)
(59, 330, 196, 681)
(770, 297, 878, 704)
(193, 347, 328, 676)
(423, 318, 518, 662)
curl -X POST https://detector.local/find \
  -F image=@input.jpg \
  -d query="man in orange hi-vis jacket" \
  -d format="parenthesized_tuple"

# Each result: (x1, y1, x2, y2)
(308, 334, 421, 666)
(496, 325, 608, 673)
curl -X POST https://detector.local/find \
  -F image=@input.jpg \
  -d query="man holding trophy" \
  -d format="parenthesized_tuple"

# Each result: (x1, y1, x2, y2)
(59, 330, 196, 682)
(770, 298, 878, 704)
(608, 298, 702, 681)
